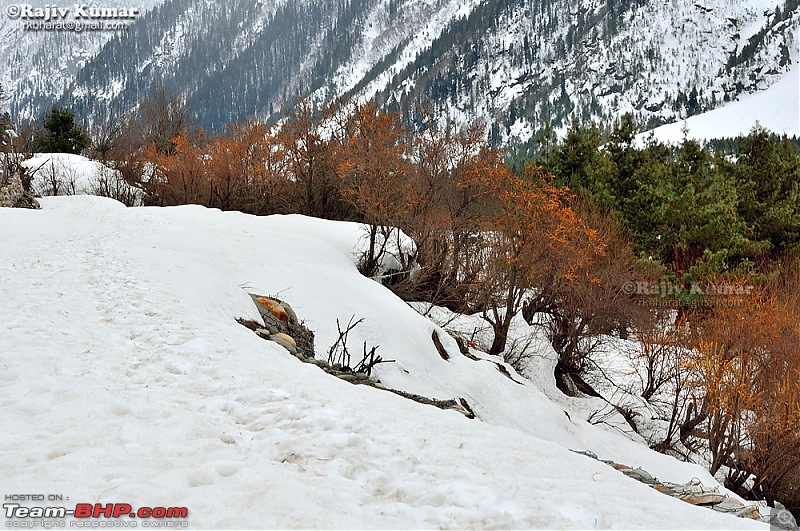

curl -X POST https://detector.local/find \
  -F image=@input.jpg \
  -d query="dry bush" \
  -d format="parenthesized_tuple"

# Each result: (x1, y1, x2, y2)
(108, 125, 149, 198)
(31, 156, 80, 197)
(744, 259, 800, 512)
(391, 121, 488, 309)
(86, 111, 134, 163)
(679, 270, 800, 511)
(206, 121, 268, 212)
(274, 99, 346, 218)
(224, 122, 292, 216)
(138, 87, 192, 155)
(337, 102, 415, 277)
(632, 318, 695, 456)
(8, 120, 36, 161)
(502, 191, 648, 394)
(89, 165, 142, 206)
(138, 119, 291, 212)
(142, 131, 210, 206)
(469, 165, 605, 358)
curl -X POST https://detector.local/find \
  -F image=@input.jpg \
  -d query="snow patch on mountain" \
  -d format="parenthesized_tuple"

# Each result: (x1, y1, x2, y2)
(643, 61, 799, 143)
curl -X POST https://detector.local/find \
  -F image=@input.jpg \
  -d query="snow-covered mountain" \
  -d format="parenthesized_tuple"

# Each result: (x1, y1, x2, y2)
(2, 0, 797, 140)
(644, 61, 799, 143)
(0, 194, 770, 528)
(0, 0, 164, 120)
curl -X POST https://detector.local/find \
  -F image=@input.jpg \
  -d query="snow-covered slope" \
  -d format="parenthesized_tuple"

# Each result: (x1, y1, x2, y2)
(0, 196, 768, 528)
(643, 62, 800, 143)
(350, 0, 799, 142)
(21, 153, 141, 202)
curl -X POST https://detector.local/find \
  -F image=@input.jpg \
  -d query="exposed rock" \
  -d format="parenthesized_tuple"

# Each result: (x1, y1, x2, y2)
(458, 397, 476, 419)
(572, 450, 763, 521)
(254, 296, 289, 324)
(249, 293, 314, 357)
(431, 330, 450, 360)
(619, 467, 659, 486)
(241, 293, 475, 419)
(0, 166, 39, 209)
(259, 321, 281, 335)
(662, 479, 725, 506)
(273, 332, 296, 348)
(712, 496, 762, 520)
(338, 372, 370, 383)
(270, 333, 298, 356)
(280, 303, 299, 325)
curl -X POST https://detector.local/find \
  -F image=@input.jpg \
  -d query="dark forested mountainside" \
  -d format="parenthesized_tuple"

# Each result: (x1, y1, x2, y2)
(1, 0, 797, 140)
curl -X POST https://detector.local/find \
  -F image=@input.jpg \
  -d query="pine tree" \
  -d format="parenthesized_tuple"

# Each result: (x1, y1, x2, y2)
(36, 105, 88, 154)
(549, 121, 616, 209)
(725, 127, 800, 255)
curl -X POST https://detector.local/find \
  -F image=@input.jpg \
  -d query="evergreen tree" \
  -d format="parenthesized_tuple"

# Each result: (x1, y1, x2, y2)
(724, 127, 800, 255)
(663, 139, 751, 272)
(606, 112, 647, 220)
(36, 105, 88, 154)
(623, 138, 751, 272)
(549, 121, 616, 209)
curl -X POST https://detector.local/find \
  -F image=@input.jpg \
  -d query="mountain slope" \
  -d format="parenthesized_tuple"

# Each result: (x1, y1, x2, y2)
(2, 0, 797, 140)
(644, 62, 799, 143)
(0, 195, 768, 528)
(0, 0, 163, 120)
(363, 0, 798, 142)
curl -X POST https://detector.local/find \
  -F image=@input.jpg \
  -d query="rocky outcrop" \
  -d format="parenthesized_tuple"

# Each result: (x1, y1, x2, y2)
(0, 166, 39, 209)
(248, 294, 314, 357)
(239, 294, 475, 419)
(570, 449, 768, 523)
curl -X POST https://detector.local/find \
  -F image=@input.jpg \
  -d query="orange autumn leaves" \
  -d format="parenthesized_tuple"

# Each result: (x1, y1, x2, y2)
(681, 275, 800, 502)
(139, 100, 612, 358)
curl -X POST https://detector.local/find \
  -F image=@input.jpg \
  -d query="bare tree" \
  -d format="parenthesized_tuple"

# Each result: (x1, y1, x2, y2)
(87, 110, 136, 163)
(337, 101, 414, 277)
(275, 99, 345, 218)
(138, 87, 192, 154)
(89, 163, 142, 206)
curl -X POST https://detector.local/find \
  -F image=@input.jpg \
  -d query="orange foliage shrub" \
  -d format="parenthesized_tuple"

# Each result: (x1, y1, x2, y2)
(682, 271, 800, 510)
(468, 164, 606, 357)
(142, 131, 210, 206)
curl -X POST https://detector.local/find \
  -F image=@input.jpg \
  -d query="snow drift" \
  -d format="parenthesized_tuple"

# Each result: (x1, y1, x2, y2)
(0, 196, 768, 529)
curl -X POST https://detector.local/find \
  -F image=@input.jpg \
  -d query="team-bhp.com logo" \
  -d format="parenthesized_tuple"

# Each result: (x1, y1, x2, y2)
(4, 498, 189, 528)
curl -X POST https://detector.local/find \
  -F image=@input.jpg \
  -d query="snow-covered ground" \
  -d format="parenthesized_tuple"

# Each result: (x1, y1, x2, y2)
(21, 153, 142, 204)
(643, 63, 799, 143)
(0, 194, 771, 529)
